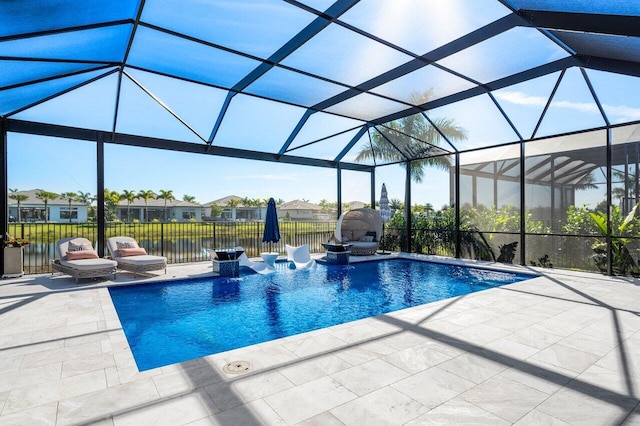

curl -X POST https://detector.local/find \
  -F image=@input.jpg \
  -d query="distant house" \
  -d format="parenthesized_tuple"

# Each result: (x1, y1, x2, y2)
(116, 198, 203, 222)
(8, 189, 89, 222)
(202, 195, 267, 221)
(277, 200, 322, 221)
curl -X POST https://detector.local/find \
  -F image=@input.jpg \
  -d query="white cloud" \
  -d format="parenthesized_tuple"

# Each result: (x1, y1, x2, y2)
(603, 104, 640, 122)
(495, 91, 547, 107)
(496, 90, 640, 121)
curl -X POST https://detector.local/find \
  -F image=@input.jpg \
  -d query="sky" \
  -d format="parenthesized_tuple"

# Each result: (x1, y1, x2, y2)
(7, 0, 640, 211)
(8, 66, 640, 210)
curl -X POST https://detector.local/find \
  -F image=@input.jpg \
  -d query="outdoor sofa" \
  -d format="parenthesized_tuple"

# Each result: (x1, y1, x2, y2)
(334, 208, 383, 255)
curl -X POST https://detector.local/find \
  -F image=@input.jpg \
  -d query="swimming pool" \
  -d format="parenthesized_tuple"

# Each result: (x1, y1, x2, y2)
(109, 259, 535, 371)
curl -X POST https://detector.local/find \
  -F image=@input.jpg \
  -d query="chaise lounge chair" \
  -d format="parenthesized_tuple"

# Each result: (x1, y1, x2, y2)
(335, 208, 383, 256)
(107, 236, 167, 276)
(52, 237, 117, 283)
(285, 244, 316, 270)
(234, 246, 275, 274)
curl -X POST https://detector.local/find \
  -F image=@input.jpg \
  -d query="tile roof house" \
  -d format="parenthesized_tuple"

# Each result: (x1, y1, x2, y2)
(8, 189, 89, 222)
(202, 196, 267, 221)
(277, 200, 322, 221)
(116, 198, 202, 222)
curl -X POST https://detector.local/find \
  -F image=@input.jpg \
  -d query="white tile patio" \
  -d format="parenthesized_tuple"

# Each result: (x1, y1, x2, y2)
(1, 254, 639, 425)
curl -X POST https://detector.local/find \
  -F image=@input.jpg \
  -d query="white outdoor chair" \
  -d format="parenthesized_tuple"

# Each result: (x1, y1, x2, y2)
(285, 244, 316, 270)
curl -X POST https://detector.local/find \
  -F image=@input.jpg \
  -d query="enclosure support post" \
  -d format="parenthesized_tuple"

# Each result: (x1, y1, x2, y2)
(455, 153, 461, 258)
(370, 168, 376, 209)
(0, 119, 7, 276)
(405, 161, 412, 253)
(520, 141, 526, 265)
(337, 165, 342, 219)
(606, 128, 613, 276)
(97, 133, 105, 257)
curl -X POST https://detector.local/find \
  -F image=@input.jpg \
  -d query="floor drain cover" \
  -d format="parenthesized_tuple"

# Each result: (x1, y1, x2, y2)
(223, 361, 252, 374)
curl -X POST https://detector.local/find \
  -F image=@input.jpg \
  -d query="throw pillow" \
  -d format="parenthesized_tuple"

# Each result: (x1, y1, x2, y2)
(118, 247, 147, 257)
(66, 250, 99, 260)
(360, 235, 374, 242)
(116, 241, 135, 249)
(68, 241, 92, 252)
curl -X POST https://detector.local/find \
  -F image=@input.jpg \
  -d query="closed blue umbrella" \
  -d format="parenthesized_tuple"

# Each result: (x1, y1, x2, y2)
(262, 197, 281, 252)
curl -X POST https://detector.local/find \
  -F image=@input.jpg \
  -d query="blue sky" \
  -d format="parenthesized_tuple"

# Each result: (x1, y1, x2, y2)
(8, 66, 640, 209)
(7, 0, 640, 212)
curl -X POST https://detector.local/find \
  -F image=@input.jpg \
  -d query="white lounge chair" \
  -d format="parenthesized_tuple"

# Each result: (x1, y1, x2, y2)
(234, 246, 275, 274)
(52, 237, 117, 283)
(107, 236, 167, 276)
(285, 244, 316, 270)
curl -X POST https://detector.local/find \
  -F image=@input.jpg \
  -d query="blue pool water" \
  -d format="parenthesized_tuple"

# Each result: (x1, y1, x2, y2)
(109, 259, 535, 371)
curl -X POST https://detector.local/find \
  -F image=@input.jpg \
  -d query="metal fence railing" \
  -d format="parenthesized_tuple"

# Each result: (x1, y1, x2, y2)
(9, 221, 337, 275)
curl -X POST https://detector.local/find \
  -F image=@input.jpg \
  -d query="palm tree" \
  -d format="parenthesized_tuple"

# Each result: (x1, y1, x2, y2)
(226, 198, 240, 221)
(35, 190, 58, 222)
(157, 189, 175, 221)
(8, 192, 28, 222)
(356, 91, 467, 216)
(120, 189, 137, 222)
(76, 191, 95, 222)
(76, 191, 94, 204)
(104, 189, 120, 222)
(389, 198, 403, 211)
(318, 199, 331, 213)
(137, 190, 156, 222)
(253, 198, 264, 220)
(183, 194, 196, 203)
(60, 192, 79, 223)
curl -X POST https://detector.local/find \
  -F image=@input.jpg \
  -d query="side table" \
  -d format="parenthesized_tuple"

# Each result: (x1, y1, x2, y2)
(260, 252, 278, 268)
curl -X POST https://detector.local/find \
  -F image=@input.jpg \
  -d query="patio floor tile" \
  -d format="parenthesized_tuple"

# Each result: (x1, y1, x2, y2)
(1, 255, 640, 425)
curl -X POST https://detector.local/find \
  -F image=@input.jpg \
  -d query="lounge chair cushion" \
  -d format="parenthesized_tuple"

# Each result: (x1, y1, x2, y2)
(118, 247, 147, 257)
(60, 257, 117, 271)
(66, 250, 99, 260)
(106, 236, 166, 275)
(116, 255, 167, 266)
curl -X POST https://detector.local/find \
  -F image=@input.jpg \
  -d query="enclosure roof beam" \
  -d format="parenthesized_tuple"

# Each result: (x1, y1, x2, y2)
(6, 119, 372, 172)
(373, 56, 578, 125)
(519, 10, 640, 38)
(312, 14, 522, 112)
